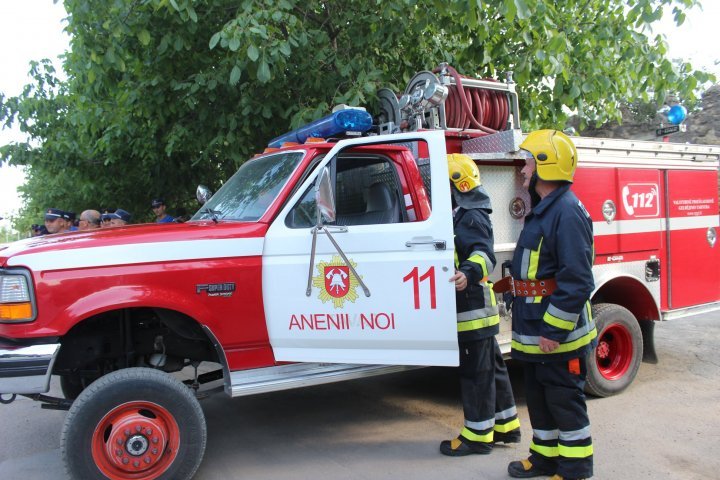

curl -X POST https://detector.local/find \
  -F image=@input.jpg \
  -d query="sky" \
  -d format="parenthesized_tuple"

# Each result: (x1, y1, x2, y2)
(1, 1, 719, 234)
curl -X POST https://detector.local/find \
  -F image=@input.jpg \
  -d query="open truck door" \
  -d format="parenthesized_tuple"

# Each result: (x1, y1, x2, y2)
(262, 130, 458, 366)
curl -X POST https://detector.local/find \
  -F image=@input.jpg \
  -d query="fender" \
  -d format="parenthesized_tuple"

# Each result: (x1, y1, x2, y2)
(592, 270, 661, 322)
(57, 285, 215, 334)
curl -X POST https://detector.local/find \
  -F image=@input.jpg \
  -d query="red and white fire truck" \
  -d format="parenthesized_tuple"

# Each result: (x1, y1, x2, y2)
(1, 64, 718, 479)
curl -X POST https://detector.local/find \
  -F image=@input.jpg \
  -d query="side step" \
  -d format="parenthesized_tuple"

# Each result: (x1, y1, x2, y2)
(228, 363, 419, 397)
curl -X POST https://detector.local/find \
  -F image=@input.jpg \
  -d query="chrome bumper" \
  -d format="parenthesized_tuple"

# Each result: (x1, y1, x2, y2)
(0, 341, 60, 395)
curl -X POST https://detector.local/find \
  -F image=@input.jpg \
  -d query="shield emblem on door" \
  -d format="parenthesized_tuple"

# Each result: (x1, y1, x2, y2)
(324, 265, 350, 298)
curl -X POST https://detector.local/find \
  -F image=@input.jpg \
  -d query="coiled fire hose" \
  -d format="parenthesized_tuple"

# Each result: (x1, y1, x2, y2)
(434, 65, 510, 133)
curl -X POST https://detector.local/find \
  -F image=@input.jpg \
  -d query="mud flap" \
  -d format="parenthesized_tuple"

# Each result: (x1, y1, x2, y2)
(639, 319, 658, 364)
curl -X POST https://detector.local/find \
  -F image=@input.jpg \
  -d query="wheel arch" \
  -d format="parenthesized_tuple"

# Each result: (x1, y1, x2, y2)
(55, 285, 217, 336)
(592, 273, 661, 322)
(53, 306, 227, 386)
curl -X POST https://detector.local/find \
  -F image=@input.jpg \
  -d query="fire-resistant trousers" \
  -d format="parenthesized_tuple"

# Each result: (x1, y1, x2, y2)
(524, 359, 593, 479)
(459, 336, 520, 446)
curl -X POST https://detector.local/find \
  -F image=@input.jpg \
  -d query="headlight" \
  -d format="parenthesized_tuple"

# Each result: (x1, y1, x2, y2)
(0, 270, 36, 323)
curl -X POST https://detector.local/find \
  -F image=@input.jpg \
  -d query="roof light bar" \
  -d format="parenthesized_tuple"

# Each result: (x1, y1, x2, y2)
(268, 109, 372, 148)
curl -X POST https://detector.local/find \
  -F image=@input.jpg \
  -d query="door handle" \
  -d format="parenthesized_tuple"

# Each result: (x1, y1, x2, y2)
(405, 237, 447, 250)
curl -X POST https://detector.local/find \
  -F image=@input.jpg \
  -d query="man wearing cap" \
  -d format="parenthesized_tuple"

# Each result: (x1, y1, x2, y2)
(151, 199, 174, 223)
(78, 210, 101, 230)
(44, 208, 77, 234)
(106, 209, 132, 227)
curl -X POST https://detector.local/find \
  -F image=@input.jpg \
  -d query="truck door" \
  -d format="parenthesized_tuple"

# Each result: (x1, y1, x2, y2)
(262, 131, 458, 366)
(666, 170, 720, 308)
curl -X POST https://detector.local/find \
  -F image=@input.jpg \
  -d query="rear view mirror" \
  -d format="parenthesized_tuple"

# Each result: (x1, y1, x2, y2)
(315, 167, 336, 224)
(196, 185, 213, 205)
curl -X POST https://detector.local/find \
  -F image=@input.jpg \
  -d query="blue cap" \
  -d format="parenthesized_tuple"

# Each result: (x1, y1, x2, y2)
(45, 208, 74, 221)
(106, 209, 132, 223)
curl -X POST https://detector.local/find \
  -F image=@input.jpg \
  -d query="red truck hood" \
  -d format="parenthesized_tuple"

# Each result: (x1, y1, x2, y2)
(0, 221, 269, 271)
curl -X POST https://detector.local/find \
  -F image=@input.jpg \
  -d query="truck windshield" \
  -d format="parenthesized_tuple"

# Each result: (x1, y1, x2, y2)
(192, 151, 305, 222)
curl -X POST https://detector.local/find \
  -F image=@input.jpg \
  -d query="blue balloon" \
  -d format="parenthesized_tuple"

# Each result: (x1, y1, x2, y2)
(667, 104, 687, 125)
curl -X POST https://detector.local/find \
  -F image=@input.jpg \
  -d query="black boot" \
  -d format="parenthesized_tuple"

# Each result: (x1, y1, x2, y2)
(508, 458, 555, 478)
(439, 437, 492, 456)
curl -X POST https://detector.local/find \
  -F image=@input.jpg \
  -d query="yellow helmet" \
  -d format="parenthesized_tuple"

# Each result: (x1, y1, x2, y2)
(448, 154, 481, 193)
(520, 130, 578, 182)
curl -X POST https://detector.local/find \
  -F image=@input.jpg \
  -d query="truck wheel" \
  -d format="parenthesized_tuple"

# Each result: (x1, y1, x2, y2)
(584, 303, 643, 397)
(61, 367, 206, 480)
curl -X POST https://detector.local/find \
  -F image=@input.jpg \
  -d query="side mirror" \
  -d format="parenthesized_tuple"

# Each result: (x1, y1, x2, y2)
(196, 185, 213, 205)
(315, 166, 336, 224)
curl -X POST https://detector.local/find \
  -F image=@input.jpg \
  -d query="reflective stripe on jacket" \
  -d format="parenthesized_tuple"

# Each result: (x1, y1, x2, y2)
(454, 207, 500, 341)
(510, 184, 597, 361)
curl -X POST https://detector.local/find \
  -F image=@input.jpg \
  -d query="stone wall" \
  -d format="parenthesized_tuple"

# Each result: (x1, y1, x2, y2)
(576, 84, 720, 201)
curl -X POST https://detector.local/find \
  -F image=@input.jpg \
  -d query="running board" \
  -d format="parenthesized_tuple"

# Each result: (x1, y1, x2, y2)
(227, 363, 419, 397)
(662, 301, 720, 321)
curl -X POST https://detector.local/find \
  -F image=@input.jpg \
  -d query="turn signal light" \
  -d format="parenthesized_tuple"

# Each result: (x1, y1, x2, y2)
(0, 302, 33, 322)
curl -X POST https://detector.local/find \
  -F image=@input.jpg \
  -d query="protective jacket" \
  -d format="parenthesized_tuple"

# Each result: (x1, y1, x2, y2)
(453, 190, 500, 342)
(510, 184, 597, 361)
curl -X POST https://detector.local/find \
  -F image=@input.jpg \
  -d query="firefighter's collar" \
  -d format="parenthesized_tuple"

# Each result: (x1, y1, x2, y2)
(532, 183, 571, 216)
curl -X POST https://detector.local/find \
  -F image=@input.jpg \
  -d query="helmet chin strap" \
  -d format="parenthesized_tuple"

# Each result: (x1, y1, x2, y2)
(528, 173, 541, 209)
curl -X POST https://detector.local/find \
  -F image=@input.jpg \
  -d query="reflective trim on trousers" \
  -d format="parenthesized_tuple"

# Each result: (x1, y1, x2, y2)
(533, 429, 559, 441)
(464, 417, 495, 431)
(558, 444, 594, 459)
(530, 441, 558, 458)
(461, 427, 493, 443)
(559, 426, 591, 442)
(494, 418, 520, 433)
(495, 406, 518, 420)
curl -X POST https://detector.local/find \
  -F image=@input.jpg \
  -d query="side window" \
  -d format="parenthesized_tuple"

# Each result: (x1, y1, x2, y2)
(286, 155, 404, 228)
(334, 158, 402, 226)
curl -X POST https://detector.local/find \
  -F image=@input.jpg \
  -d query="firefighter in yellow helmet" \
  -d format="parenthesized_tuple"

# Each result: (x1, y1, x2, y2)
(440, 154, 521, 457)
(503, 130, 596, 479)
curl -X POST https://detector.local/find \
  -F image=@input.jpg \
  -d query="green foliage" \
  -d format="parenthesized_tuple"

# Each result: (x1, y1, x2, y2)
(0, 0, 715, 227)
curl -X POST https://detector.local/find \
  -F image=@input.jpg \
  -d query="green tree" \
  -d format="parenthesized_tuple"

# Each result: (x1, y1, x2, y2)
(0, 0, 714, 227)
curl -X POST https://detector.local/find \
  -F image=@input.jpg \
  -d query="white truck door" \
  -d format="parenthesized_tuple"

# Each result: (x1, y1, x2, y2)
(263, 131, 458, 366)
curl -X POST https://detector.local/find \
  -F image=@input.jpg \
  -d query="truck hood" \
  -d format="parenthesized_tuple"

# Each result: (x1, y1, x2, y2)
(0, 221, 269, 272)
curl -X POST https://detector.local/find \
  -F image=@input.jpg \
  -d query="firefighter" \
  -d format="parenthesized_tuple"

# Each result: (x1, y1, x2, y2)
(504, 130, 596, 479)
(440, 154, 521, 457)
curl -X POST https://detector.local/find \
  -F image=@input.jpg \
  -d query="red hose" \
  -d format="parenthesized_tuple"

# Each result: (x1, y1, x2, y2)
(433, 65, 510, 133)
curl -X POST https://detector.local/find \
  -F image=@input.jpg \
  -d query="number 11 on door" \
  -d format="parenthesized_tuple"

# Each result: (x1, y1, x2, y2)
(403, 266, 437, 310)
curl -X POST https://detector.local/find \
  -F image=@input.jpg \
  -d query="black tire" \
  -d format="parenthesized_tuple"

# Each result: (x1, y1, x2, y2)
(585, 303, 643, 397)
(61, 367, 206, 480)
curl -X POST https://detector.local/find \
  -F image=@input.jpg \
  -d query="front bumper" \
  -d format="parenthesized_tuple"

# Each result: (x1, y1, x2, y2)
(0, 340, 60, 395)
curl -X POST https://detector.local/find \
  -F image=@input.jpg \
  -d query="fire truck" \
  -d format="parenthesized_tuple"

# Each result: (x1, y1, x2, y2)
(1, 64, 718, 479)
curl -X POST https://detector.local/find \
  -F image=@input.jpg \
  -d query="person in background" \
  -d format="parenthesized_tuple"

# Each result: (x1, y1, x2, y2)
(504, 130, 596, 480)
(100, 208, 114, 228)
(440, 154, 521, 457)
(106, 208, 132, 227)
(31, 224, 49, 236)
(151, 198, 175, 223)
(44, 208, 76, 234)
(78, 210, 101, 230)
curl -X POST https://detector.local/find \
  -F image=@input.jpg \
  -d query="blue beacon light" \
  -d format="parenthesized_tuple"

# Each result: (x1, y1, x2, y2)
(268, 109, 373, 148)
(667, 104, 687, 125)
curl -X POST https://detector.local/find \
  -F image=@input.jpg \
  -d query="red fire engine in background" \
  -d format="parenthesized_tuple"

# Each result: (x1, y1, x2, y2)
(0, 63, 718, 479)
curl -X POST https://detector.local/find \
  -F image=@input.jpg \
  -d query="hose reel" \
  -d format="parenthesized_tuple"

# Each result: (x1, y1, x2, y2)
(377, 63, 520, 135)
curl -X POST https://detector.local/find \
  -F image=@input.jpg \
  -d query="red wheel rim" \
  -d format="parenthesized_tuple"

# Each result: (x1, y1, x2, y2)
(91, 401, 180, 480)
(595, 322, 633, 381)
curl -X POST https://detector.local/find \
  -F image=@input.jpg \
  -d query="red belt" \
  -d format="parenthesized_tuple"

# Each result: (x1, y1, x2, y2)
(492, 276, 557, 297)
